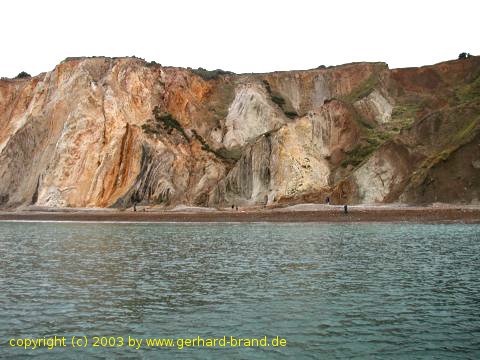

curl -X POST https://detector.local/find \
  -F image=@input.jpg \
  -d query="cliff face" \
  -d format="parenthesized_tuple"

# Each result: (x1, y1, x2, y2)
(0, 56, 479, 208)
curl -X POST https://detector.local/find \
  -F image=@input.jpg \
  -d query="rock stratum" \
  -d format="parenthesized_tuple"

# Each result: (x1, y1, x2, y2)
(1, 56, 479, 209)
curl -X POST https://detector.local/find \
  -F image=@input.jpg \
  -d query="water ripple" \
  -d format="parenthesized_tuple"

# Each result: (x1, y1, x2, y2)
(0, 222, 479, 359)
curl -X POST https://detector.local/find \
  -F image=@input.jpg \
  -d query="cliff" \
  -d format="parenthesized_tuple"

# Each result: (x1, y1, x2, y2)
(0, 56, 479, 209)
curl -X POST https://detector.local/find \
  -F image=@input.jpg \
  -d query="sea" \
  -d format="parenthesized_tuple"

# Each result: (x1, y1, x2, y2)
(0, 222, 479, 359)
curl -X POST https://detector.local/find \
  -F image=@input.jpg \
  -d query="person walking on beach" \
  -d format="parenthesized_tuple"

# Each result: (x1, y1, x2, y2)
(326, 196, 330, 205)
(344, 204, 348, 214)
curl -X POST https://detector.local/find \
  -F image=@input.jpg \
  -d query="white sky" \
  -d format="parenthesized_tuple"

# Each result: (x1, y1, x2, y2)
(1, 0, 479, 78)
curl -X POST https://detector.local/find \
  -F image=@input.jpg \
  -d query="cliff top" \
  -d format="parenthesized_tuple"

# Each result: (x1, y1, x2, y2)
(2, 55, 477, 82)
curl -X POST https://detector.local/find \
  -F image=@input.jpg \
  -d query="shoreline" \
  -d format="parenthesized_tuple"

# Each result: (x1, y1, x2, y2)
(1, 205, 480, 223)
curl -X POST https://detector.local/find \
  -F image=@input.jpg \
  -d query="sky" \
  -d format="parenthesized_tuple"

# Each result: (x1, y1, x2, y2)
(1, 0, 479, 78)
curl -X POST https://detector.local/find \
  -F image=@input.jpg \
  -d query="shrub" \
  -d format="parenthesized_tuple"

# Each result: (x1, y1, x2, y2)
(284, 111, 298, 119)
(458, 52, 472, 60)
(271, 95, 286, 106)
(191, 67, 234, 81)
(15, 71, 31, 79)
(146, 61, 161, 67)
(262, 79, 272, 92)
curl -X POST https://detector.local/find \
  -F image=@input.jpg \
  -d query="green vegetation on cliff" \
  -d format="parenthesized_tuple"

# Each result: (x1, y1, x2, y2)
(142, 107, 189, 141)
(455, 74, 480, 104)
(191, 129, 241, 161)
(340, 63, 387, 103)
(341, 75, 379, 103)
(341, 127, 391, 168)
(262, 80, 298, 119)
(410, 116, 480, 187)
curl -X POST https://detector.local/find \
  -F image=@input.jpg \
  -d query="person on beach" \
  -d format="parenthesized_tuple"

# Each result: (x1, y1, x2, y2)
(326, 196, 330, 205)
(344, 204, 348, 214)
(133, 202, 137, 212)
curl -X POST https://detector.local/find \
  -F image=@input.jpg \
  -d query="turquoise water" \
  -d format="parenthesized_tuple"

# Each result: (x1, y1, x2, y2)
(0, 222, 479, 359)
